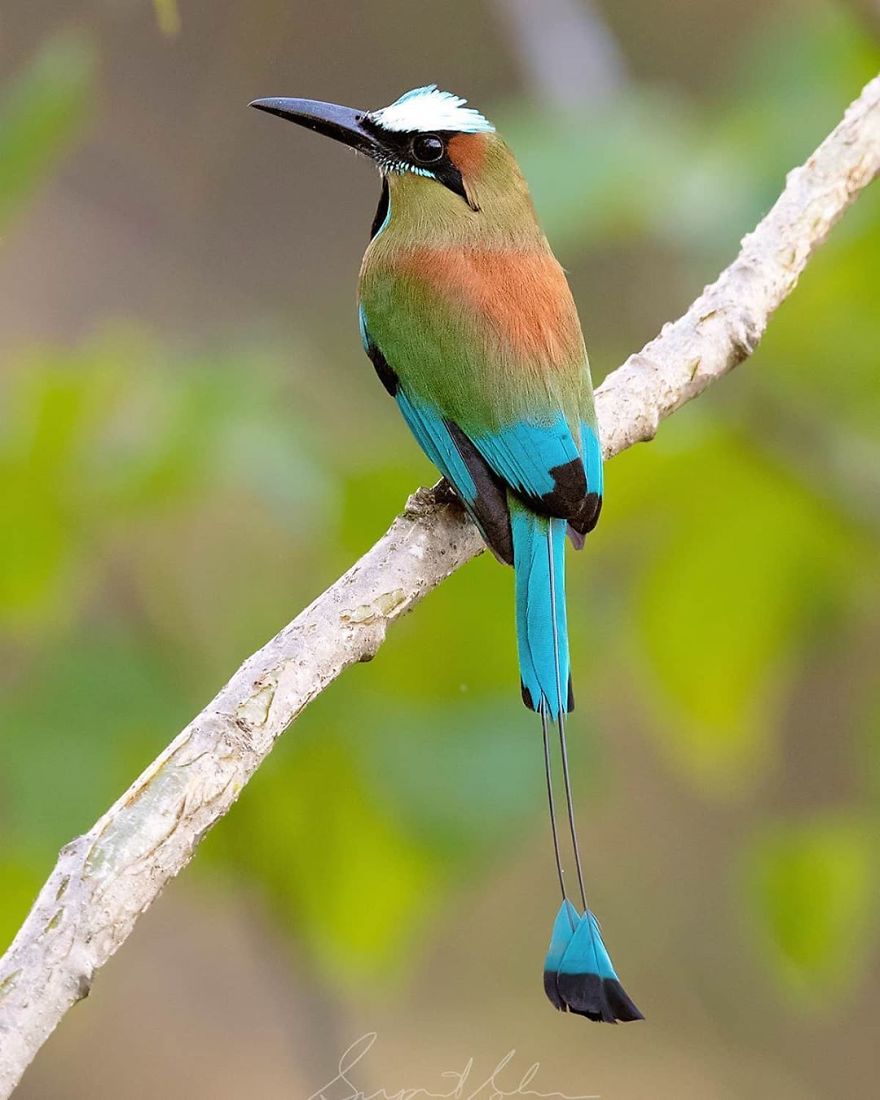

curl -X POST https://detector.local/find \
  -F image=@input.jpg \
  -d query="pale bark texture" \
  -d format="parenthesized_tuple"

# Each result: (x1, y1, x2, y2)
(1, 73, 878, 1098)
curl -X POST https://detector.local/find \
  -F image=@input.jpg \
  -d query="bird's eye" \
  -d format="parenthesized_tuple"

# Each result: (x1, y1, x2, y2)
(411, 134, 445, 164)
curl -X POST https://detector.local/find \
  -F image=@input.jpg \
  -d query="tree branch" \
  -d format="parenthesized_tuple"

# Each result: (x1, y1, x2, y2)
(1, 74, 878, 1097)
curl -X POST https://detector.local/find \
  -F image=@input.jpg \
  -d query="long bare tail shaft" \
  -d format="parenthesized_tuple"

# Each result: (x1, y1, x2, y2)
(512, 500, 642, 1023)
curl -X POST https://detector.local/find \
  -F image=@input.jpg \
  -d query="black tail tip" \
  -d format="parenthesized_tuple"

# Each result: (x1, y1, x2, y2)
(520, 676, 575, 713)
(545, 971, 644, 1023)
(543, 968, 566, 1011)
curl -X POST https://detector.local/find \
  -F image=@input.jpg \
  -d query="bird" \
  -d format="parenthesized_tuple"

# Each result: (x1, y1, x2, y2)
(250, 84, 642, 1024)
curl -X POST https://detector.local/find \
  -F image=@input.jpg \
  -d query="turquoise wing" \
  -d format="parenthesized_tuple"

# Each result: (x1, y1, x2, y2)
(359, 310, 601, 559)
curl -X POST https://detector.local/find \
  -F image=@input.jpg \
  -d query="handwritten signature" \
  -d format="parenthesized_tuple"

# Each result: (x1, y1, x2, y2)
(306, 1032, 597, 1100)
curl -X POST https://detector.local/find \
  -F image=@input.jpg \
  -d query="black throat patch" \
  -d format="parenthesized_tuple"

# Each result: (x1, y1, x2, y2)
(370, 178, 390, 240)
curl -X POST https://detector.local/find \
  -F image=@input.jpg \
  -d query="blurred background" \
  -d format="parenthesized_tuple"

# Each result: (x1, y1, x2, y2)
(1, 1, 879, 1096)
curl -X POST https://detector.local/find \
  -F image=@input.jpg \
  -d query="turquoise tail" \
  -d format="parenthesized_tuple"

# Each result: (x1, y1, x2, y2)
(510, 500, 571, 719)
(511, 498, 642, 1022)
(543, 901, 643, 1022)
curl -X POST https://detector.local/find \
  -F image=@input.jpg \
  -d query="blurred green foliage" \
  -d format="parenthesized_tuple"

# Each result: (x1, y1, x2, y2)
(618, 428, 863, 792)
(153, 0, 182, 38)
(1, 0, 878, 1026)
(506, 4, 879, 261)
(0, 31, 95, 235)
(744, 814, 877, 997)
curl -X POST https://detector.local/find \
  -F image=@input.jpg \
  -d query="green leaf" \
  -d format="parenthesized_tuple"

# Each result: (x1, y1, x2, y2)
(756, 213, 880, 436)
(208, 734, 438, 984)
(744, 816, 877, 1000)
(153, 0, 182, 37)
(500, 90, 699, 250)
(623, 429, 857, 794)
(0, 31, 96, 233)
(1, 628, 190, 853)
(0, 330, 327, 634)
(0, 860, 43, 954)
(356, 697, 545, 858)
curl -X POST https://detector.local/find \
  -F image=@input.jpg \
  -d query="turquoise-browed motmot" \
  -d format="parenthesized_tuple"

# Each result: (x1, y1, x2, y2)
(250, 85, 641, 1024)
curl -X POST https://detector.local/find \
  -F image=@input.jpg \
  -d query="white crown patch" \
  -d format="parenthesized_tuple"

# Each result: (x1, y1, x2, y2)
(369, 85, 494, 134)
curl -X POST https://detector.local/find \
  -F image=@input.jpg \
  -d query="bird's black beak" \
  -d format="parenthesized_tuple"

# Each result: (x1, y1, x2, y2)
(249, 97, 379, 157)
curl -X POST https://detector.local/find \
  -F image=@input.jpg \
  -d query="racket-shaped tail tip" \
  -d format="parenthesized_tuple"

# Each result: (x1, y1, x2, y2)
(545, 907, 644, 1023)
(556, 972, 644, 1023)
(543, 968, 566, 1011)
(543, 899, 580, 1011)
